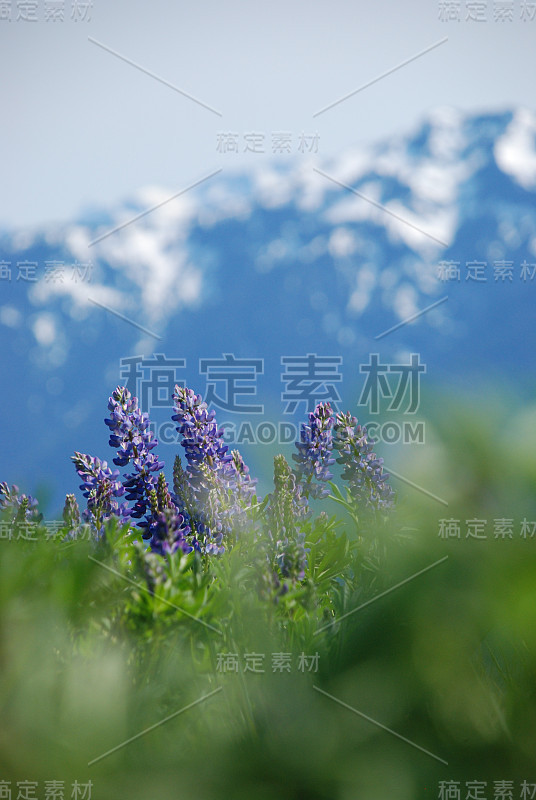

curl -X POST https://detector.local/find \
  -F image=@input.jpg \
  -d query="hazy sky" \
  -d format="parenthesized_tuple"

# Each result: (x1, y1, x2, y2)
(1, 0, 535, 228)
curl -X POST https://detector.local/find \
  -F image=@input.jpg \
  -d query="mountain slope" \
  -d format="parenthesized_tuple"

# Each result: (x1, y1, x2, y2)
(1, 107, 535, 512)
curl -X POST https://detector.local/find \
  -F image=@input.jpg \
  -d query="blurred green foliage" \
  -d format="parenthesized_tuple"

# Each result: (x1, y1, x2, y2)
(1, 398, 535, 800)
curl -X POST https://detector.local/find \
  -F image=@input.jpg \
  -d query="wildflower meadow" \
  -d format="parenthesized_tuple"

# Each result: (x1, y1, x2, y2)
(1, 381, 535, 800)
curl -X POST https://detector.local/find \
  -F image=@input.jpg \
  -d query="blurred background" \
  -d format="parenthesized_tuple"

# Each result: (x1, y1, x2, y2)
(0, 0, 535, 513)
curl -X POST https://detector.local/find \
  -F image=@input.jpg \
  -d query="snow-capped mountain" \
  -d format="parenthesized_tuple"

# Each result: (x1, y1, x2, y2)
(1, 107, 535, 513)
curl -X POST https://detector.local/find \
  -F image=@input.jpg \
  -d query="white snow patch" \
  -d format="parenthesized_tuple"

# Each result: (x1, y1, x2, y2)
(393, 284, 419, 321)
(329, 228, 358, 258)
(10, 230, 35, 252)
(324, 181, 383, 225)
(348, 265, 376, 315)
(427, 107, 465, 160)
(29, 276, 126, 313)
(32, 313, 56, 346)
(495, 109, 536, 190)
(253, 167, 295, 209)
(382, 201, 455, 253)
(0, 305, 22, 328)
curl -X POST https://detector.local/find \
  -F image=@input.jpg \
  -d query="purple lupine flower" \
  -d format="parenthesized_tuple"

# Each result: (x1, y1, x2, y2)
(0, 482, 42, 525)
(148, 508, 194, 558)
(171, 386, 233, 484)
(333, 412, 395, 512)
(276, 531, 308, 581)
(171, 386, 240, 554)
(292, 402, 336, 499)
(106, 387, 159, 466)
(71, 452, 129, 535)
(199, 450, 258, 545)
(105, 386, 165, 534)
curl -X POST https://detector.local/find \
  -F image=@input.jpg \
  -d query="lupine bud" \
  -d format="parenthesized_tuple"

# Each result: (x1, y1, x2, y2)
(62, 493, 81, 536)
(264, 455, 309, 582)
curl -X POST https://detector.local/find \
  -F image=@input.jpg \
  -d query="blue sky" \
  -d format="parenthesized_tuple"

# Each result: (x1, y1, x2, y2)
(1, 0, 535, 228)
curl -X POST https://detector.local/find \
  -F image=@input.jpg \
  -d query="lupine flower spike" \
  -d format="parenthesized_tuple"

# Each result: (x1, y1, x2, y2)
(71, 452, 129, 535)
(105, 386, 165, 536)
(172, 385, 246, 554)
(292, 402, 336, 499)
(333, 412, 395, 512)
